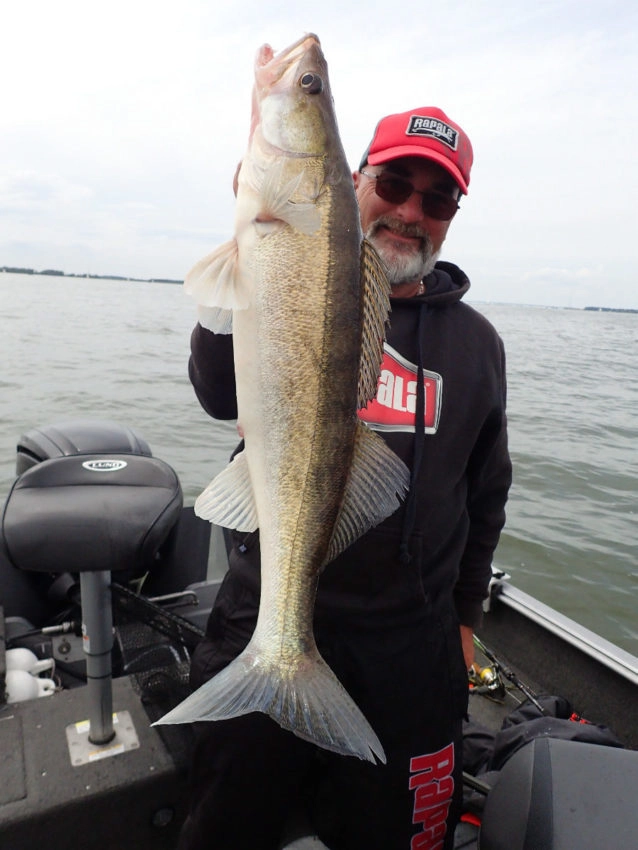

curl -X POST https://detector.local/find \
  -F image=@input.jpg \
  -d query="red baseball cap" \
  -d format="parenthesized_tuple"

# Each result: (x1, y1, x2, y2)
(360, 107, 473, 194)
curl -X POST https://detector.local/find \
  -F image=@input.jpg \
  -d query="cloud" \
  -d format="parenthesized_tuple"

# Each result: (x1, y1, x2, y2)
(521, 267, 603, 283)
(0, 171, 93, 212)
(0, 0, 636, 305)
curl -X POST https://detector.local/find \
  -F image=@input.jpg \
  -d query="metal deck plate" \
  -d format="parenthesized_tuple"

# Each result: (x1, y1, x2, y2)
(65, 710, 140, 766)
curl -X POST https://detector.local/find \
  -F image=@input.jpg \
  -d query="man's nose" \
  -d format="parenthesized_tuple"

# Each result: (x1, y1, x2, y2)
(392, 190, 425, 223)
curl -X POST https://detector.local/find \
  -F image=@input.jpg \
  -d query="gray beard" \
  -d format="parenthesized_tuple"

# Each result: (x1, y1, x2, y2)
(365, 216, 439, 286)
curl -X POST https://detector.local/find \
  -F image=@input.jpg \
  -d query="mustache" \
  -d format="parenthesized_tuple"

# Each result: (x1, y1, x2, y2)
(367, 215, 431, 245)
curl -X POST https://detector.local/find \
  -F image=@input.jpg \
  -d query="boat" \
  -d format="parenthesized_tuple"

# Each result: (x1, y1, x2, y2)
(1, 419, 636, 850)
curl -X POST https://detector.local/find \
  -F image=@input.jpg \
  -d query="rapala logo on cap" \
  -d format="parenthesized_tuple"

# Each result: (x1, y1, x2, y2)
(82, 459, 128, 472)
(407, 115, 458, 150)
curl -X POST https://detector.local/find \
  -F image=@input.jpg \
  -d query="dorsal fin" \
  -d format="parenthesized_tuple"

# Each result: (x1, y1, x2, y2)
(358, 239, 391, 408)
(323, 419, 409, 565)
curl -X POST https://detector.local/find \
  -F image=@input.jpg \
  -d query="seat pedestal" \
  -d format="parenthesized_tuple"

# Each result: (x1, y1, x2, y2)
(81, 570, 115, 745)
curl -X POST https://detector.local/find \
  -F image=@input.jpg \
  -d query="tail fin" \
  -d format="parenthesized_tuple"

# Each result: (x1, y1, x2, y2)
(154, 645, 385, 764)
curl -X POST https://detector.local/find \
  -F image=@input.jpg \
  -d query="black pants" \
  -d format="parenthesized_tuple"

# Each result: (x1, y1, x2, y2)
(178, 575, 468, 850)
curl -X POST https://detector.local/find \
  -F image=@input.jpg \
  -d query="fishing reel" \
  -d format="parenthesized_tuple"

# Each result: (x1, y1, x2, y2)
(468, 635, 547, 712)
(468, 663, 506, 701)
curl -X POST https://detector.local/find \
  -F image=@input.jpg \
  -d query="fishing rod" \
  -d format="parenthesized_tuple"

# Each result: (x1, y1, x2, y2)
(463, 635, 549, 798)
(470, 634, 547, 715)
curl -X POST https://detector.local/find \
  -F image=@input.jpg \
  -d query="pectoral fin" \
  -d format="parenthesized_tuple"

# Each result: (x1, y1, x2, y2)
(256, 161, 321, 236)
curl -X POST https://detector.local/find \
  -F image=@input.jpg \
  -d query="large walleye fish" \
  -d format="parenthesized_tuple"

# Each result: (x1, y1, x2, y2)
(157, 34, 409, 763)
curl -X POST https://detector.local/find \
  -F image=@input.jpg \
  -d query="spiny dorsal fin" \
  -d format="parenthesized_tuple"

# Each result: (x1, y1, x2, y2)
(358, 239, 391, 408)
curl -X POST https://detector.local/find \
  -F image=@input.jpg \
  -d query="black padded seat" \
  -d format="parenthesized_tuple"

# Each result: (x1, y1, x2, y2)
(16, 419, 152, 475)
(479, 737, 638, 849)
(2, 453, 182, 576)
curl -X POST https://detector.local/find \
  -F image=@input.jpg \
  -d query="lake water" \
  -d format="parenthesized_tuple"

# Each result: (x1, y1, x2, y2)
(1, 272, 636, 653)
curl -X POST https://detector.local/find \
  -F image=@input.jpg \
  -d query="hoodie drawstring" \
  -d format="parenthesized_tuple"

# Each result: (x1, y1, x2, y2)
(399, 302, 428, 565)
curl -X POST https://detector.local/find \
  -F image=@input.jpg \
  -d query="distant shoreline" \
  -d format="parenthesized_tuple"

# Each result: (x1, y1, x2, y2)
(583, 306, 638, 314)
(1, 266, 636, 313)
(0, 266, 182, 285)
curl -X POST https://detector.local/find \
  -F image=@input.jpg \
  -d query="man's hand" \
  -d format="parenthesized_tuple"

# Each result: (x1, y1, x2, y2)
(460, 624, 474, 671)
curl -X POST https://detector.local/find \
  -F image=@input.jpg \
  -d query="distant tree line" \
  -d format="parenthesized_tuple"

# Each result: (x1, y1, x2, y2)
(0, 266, 181, 284)
(584, 306, 638, 314)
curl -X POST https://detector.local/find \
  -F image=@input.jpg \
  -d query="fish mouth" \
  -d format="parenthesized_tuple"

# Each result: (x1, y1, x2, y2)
(256, 33, 320, 75)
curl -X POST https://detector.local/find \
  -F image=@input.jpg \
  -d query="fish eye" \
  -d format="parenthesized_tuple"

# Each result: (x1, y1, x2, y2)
(299, 73, 323, 94)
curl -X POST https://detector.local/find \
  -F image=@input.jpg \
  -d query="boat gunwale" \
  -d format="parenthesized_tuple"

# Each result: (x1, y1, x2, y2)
(490, 578, 638, 686)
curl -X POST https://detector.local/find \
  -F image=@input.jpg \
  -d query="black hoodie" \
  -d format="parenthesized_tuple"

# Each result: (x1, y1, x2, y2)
(189, 260, 511, 630)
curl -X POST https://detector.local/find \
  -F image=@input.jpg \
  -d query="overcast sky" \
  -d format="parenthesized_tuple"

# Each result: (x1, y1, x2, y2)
(1, 0, 636, 308)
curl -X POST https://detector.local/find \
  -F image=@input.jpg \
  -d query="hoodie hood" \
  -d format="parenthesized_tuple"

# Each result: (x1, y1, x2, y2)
(390, 260, 470, 308)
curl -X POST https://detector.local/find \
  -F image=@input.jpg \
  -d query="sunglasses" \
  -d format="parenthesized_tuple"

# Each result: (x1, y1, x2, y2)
(359, 169, 460, 221)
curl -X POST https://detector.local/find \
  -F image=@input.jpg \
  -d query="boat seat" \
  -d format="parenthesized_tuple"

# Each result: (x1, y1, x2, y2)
(478, 736, 638, 849)
(1, 420, 183, 745)
(2, 452, 182, 577)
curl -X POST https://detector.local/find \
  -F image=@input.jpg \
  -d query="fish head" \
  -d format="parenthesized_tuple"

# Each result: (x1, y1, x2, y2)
(250, 34, 342, 162)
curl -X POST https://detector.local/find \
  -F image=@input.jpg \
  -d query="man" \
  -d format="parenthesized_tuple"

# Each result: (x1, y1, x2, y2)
(180, 106, 511, 850)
